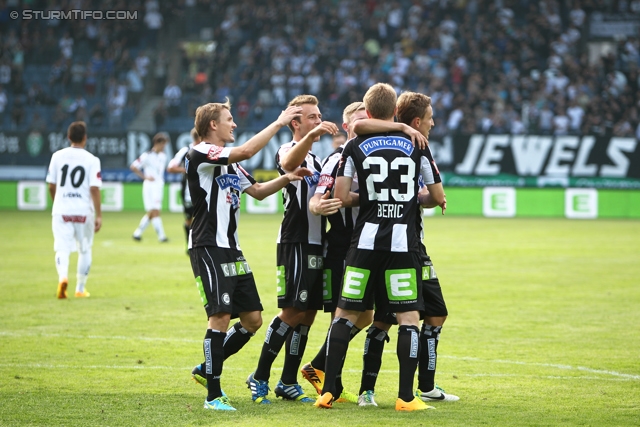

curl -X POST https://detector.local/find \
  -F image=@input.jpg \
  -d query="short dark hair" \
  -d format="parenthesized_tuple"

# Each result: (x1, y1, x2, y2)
(153, 132, 169, 145)
(67, 121, 87, 144)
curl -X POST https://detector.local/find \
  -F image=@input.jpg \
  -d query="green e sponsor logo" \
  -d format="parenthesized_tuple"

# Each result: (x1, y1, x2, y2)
(195, 276, 208, 306)
(572, 195, 589, 212)
(342, 267, 370, 300)
(491, 193, 507, 211)
(276, 266, 286, 297)
(322, 269, 332, 301)
(386, 268, 417, 301)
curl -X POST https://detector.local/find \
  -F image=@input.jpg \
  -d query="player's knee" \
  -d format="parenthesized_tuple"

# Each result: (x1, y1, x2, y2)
(240, 312, 262, 333)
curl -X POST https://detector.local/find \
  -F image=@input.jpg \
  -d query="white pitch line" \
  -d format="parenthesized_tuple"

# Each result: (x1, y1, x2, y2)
(3, 332, 639, 381)
(0, 363, 634, 382)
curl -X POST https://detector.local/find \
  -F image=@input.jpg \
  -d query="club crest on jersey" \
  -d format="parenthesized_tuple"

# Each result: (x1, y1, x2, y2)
(359, 136, 414, 156)
(226, 192, 240, 208)
(207, 145, 224, 161)
(216, 174, 242, 191)
(318, 174, 334, 189)
(304, 171, 320, 187)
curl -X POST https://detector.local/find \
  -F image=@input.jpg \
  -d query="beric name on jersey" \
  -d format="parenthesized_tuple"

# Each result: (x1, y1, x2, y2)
(275, 141, 323, 245)
(338, 132, 441, 253)
(316, 145, 358, 257)
(186, 143, 256, 250)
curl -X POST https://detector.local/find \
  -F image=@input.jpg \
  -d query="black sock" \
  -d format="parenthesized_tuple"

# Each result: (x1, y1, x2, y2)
(311, 325, 361, 372)
(254, 316, 291, 382)
(418, 324, 441, 392)
(310, 331, 329, 370)
(359, 326, 389, 394)
(203, 329, 226, 401)
(281, 324, 310, 384)
(321, 318, 353, 396)
(397, 325, 420, 402)
(224, 322, 254, 360)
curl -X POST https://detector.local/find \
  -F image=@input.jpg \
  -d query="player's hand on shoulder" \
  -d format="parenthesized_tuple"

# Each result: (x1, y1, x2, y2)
(276, 106, 303, 127)
(404, 125, 428, 149)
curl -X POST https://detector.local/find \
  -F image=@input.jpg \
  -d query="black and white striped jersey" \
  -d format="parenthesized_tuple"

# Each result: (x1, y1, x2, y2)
(275, 141, 323, 245)
(186, 143, 256, 250)
(337, 131, 441, 253)
(316, 143, 359, 258)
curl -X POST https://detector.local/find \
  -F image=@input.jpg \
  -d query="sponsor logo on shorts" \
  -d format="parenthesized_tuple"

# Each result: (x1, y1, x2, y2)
(221, 261, 252, 277)
(221, 293, 230, 305)
(299, 291, 308, 302)
(308, 255, 323, 270)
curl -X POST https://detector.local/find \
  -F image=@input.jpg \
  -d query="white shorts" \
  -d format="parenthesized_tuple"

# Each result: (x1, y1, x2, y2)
(52, 214, 95, 253)
(143, 181, 164, 211)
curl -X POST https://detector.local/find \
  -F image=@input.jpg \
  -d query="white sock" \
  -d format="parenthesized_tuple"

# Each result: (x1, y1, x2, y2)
(55, 251, 70, 283)
(134, 215, 150, 237)
(151, 217, 166, 240)
(76, 250, 92, 293)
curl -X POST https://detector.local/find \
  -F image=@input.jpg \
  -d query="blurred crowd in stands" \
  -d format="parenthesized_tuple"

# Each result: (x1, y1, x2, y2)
(1, 0, 640, 139)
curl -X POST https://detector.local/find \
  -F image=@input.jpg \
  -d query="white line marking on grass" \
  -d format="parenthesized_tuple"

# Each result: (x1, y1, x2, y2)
(4, 332, 638, 381)
(0, 331, 200, 343)
(0, 364, 634, 382)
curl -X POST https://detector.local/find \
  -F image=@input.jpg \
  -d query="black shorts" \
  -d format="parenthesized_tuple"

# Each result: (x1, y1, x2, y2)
(338, 249, 424, 315)
(190, 246, 263, 318)
(276, 243, 324, 311)
(322, 256, 346, 313)
(373, 253, 448, 323)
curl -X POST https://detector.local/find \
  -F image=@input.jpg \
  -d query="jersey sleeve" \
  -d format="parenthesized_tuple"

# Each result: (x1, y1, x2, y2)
(89, 156, 103, 188)
(168, 147, 188, 169)
(193, 144, 232, 165)
(236, 164, 257, 191)
(419, 146, 441, 185)
(315, 152, 340, 194)
(131, 151, 147, 169)
(337, 144, 356, 179)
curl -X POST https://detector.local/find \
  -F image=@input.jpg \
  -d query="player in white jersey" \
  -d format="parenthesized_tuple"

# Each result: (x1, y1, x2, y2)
(248, 94, 341, 405)
(130, 133, 169, 242)
(46, 121, 102, 299)
(167, 128, 199, 252)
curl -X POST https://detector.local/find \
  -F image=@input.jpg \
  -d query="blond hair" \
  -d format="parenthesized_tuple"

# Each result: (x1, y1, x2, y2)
(194, 98, 231, 139)
(363, 83, 397, 120)
(190, 127, 200, 143)
(342, 101, 366, 125)
(287, 94, 319, 133)
(396, 92, 432, 126)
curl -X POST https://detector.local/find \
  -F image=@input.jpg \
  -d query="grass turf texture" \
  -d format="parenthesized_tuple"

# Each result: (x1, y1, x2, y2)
(1, 211, 639, 426)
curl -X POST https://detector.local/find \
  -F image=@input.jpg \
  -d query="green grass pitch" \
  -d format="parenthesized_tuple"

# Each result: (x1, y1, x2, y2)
(0, 210, 639, 426)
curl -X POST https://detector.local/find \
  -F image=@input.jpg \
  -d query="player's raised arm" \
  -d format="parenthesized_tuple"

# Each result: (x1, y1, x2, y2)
(227, 106, 303, 164)
(352, 118, 427, 149)
(280, 121, 339, 172)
